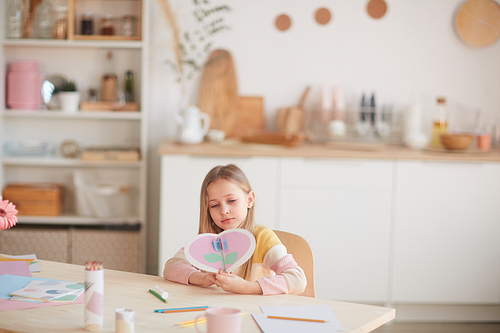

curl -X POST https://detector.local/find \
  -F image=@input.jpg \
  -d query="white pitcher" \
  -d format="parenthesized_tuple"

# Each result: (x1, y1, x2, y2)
(174, 105, 211, 144)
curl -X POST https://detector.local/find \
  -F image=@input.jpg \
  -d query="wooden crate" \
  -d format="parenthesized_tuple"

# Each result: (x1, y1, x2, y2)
(2, 184, 64, 216)
(80, 101, 139, 112)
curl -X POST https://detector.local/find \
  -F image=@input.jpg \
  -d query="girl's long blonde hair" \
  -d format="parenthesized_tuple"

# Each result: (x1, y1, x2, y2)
(198, 164, 255, 279)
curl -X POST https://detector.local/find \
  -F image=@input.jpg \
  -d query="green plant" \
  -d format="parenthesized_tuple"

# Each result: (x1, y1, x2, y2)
(55, 80, 78, 93)
(158, 0, 231, 91)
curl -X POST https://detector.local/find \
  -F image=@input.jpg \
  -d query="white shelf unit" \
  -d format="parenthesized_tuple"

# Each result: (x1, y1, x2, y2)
(0, 0, 149, 272)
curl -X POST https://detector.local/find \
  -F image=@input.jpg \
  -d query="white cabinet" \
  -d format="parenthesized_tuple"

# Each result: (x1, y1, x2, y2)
(278, 158, 394, 302)
(1, 1, 149, 271)
(158, 152, 500, 307)
(392, 160, 500, 304)
(158, 155, 278, 275)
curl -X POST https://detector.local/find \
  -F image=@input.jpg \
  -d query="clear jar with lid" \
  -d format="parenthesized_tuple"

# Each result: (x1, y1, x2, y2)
(5, 0, 24, 39)
(81, 12, 94, 35)
(101, 14, 115, 35)
(121, 15, 137, 37)
(52, 6, 67, 39)
(34, 0, 53, 39)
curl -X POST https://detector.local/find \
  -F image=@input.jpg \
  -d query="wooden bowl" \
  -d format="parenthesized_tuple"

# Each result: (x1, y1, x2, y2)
(439, 134, 474, 150)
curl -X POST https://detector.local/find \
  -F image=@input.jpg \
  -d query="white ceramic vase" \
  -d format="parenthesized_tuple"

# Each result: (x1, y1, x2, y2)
(58, 91, 80, 112)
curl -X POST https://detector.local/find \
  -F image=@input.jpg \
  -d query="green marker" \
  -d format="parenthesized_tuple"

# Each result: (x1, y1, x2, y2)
(149, 289, 167, 303)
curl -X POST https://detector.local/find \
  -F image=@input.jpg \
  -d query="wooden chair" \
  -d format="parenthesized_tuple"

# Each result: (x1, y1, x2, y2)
(273, 230, 316, 298)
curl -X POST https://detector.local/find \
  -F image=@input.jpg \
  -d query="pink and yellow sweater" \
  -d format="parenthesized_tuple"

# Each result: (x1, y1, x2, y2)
(163, 226, 307, 295)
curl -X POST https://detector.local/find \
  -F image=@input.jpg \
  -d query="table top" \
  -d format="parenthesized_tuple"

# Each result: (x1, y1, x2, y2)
(0, 260, 395, 332)
(158, 139, 500, 163)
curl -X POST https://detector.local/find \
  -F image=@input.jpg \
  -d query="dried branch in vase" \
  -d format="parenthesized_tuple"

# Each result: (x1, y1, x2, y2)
(156, 0, 231, 93)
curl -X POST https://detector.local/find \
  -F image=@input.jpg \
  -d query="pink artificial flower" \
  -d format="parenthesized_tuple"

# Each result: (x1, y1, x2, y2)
(0, 200, 18, 230)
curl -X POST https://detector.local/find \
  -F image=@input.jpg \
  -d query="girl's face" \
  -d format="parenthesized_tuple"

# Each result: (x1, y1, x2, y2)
(207, 179, 255, 231)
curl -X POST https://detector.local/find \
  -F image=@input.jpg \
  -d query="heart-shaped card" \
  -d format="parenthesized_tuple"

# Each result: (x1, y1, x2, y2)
(184, 229, 256, 273)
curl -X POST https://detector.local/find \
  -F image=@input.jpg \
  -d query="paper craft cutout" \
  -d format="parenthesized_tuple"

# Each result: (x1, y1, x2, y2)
(10, 279, 84, 302)
(0, 275, 84, 312)
(0, 254, 41, 272)
(184, 229, 256, 273)
(0, 258, 35, 266)
(0, 261, 32, 277)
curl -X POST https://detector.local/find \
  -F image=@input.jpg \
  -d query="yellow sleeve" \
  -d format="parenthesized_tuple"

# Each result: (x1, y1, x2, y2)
(253, 226, 282, 264)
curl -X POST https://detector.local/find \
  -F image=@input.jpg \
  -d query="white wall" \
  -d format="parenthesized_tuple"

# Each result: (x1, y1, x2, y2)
(146, 0, 500, 274)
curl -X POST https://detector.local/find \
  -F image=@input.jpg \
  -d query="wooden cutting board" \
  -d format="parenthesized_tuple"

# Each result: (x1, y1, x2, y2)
(198, 49, 238, 134)
(228, 96, 265, 138)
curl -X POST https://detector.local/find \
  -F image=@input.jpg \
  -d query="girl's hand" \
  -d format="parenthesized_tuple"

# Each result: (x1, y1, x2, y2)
(188, 272, 217, 287)
(214, 269, 262, 294)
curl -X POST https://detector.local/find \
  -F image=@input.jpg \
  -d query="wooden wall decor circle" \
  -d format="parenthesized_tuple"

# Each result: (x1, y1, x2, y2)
(275, 14, 292, 31)
(367, 0, 388, 19)
(315, 8, 332, 25)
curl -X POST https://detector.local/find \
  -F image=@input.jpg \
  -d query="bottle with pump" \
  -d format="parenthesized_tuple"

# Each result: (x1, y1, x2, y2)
(101, 51, 117, 101)
(432, 97, 448, 147)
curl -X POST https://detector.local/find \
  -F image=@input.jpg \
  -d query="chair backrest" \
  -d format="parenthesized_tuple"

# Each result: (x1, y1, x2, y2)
(273, 230, 316, 298)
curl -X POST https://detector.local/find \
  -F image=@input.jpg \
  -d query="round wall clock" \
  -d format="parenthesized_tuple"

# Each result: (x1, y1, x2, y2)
(455, 0, 500, 47)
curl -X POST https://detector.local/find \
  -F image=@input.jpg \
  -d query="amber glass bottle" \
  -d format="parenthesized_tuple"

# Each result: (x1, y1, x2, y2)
(432, 97, 448, 148)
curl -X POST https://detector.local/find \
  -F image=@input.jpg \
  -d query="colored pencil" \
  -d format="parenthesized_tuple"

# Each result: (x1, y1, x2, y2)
(179, 318, 207, 328)
(267, 315, 328, 323)
(154, 306, 210, 313)
(176, 312, 245, 327)
(148, 289, 167, 303)
(176, 318, 206, 326)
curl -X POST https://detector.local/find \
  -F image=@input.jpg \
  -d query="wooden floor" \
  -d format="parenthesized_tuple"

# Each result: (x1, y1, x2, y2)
(374, 323, 500, 333)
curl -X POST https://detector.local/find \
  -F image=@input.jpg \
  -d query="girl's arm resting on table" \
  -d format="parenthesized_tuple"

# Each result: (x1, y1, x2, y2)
(163, 248, 199, 284)
(257, 245, 307, 295)
(163, 248, 216, 287)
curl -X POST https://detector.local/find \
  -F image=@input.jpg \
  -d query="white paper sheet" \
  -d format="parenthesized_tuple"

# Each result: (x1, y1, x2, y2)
(252, 304, 344, 333)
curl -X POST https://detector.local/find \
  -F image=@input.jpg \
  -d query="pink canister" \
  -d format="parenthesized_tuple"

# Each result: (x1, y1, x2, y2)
(7, 60, 43, 110)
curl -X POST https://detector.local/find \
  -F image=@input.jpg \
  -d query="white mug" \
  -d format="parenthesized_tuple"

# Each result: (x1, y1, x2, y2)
(195, 307, 242, 333)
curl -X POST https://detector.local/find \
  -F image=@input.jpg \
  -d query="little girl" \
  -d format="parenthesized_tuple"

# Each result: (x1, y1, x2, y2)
(163, 164, 307, 295)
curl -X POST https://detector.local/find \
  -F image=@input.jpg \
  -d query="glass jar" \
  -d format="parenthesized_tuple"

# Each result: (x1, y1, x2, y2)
(52, 6, 67, 39)
(5, 0, 24, 39)
(121, 15, 137, 37)
(81, 12, 94, 35)
(100, 14, 115, 36)
(34, 0, 53, 39)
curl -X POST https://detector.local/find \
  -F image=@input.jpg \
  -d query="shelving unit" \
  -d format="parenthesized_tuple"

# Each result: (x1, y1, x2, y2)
(0, 0, 149, 273)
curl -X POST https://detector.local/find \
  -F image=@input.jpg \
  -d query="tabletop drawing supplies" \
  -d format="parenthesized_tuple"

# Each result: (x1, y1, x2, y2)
(84, 261, 104, 332)
(267, 315, 329, 323)
(176, 312, 245, 328)
(154, 305, 211, 313)
(149, 285, 168, 302)
(10, 279, 84, 302)
(148, 289, 167, 303)
(0, 254, 42, 272)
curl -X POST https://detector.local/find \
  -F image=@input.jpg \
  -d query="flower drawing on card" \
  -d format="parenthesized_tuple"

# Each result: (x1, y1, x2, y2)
(184, 229, 256, 273)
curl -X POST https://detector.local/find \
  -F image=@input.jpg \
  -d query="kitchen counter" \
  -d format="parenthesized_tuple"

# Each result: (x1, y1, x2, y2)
(158, 139, 500, 162)
(158, 139, 500, 320)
